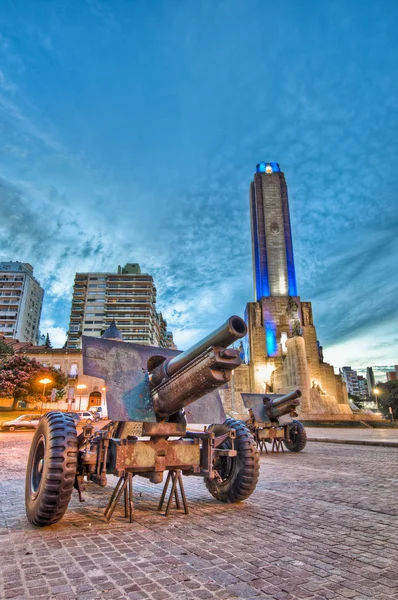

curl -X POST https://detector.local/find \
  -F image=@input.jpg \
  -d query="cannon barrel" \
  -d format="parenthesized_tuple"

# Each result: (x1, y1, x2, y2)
(265, 389, 302, 420)
(150, 316, 247, 387)
(149, 316, 247, 419)
(165, 316, 246, 378)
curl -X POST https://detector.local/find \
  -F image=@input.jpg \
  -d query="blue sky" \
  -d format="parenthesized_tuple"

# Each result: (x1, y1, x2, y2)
(0, 0, 397, 379)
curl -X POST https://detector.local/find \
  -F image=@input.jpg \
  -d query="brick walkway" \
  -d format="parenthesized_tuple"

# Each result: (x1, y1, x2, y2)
(1, 432, 397, 600)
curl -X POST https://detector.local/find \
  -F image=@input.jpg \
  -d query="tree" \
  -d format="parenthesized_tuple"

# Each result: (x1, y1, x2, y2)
(0, 355, 68, 409)
(55, 388, 66, 401)
(45, 333, 53, 348)
(0, 339, 14, 362)
(377, 381, 398, 420)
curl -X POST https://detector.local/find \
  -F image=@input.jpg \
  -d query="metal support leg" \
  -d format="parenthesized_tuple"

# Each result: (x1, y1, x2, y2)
(104, 473, 134, 522)
(257, 439, 268, 454)
(128, 473, 133, 523)
(74, 475, 85, 502)
(158, 470, 189, 516)
(271, 439, 284, 453)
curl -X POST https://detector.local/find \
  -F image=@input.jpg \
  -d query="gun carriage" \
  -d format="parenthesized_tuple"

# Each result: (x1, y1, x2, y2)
(25, 316, 260, 526)
(242, 390, 307, 453)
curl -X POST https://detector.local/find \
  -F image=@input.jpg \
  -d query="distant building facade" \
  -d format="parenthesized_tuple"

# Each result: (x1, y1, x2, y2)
(341, 366, 360, 397)
(366, 367, 375, 395)
(18, 346, 105, 412)
(0, 262, 44, 344)
(357, 375, 368, 399)
(386, 371, 397, 381)
(66, 263, 175, 349)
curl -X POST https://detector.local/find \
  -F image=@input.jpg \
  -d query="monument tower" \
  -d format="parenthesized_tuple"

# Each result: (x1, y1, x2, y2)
(250, 161, 297, 299)
(225, 162, 351, 419)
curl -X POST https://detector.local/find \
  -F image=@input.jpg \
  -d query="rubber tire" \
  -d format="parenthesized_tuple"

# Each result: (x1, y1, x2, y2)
(9, 426, 15, 432)
(283, 420, 307, 452)
(25, 411, 77, 526)
(204, 418, 260, 503)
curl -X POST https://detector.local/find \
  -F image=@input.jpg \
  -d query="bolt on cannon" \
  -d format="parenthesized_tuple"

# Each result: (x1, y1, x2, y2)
(25, 316, 260, 526)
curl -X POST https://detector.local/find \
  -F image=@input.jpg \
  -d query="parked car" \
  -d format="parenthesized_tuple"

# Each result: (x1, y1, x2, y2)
(64, 412, 81, 423)
(0, 414, 41, 431)
(75, 411, 98, 424)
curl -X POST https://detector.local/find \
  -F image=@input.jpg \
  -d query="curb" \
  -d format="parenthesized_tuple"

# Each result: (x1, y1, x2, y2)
(308, 437, 398, 448)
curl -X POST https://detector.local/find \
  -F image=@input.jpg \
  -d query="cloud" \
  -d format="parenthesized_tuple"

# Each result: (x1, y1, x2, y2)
(39, 319, 67, 348)
(0, 0, 396, 371)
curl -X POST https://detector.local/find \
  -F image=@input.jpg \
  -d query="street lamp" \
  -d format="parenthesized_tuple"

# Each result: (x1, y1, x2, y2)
(76, 383, 87, 411)
(39, 377, 52, 414)
(373, 388, 380, 411)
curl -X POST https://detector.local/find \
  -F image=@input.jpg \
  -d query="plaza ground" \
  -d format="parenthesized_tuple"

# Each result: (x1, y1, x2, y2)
(0, 431, 397, 600)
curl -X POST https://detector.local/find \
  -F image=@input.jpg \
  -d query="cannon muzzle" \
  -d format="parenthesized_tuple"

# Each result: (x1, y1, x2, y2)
(265, 389, 302, 420)
(150, 316, 247, 419)
(150, 316, 247, 387)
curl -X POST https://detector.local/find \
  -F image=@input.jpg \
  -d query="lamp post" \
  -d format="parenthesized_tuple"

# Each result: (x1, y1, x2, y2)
(373, 387, 380, 411)
(76, 383, 87, 411)
(39, 377, 52, 415)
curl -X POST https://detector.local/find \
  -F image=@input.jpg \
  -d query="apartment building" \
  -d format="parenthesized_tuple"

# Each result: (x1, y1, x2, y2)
(357, 375, 369, 399)
(0, 262, 44, 343)
(66, 263, 175, 349)
(341, 366, 360, 397)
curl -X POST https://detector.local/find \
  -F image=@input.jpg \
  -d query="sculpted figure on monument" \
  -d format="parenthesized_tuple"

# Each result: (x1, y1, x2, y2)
(287, 297, 302, 336)
(291, 319, 302, 337)
(287, 297, 299, 320)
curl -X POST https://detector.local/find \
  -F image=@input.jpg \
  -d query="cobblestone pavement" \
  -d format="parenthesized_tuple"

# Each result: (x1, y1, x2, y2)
(1, 431, 397, 600)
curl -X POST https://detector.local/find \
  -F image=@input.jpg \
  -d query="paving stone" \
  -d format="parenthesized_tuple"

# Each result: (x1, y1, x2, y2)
(1, 434, 398, 600)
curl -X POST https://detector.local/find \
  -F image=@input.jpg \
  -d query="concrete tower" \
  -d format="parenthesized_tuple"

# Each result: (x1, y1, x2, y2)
(223, 162, 351, 419)
(250, 162, 297, 300)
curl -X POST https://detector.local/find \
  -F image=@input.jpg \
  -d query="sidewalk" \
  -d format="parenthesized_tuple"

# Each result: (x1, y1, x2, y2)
(306, 426, 398, 447)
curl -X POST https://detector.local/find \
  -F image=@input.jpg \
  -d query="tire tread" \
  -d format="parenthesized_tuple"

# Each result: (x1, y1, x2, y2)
(25, 411, 77, 527)
(205, 418, 259, 504)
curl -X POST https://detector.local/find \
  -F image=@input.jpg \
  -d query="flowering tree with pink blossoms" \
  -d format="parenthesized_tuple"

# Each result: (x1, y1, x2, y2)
(0, 355, 67, 410)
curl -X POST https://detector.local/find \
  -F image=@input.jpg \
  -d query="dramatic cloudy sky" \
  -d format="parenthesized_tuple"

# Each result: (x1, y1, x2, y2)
(0, 0, 397, 378)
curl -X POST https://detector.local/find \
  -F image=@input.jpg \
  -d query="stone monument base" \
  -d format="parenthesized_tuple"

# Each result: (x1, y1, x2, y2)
(299, 411, 384, 422)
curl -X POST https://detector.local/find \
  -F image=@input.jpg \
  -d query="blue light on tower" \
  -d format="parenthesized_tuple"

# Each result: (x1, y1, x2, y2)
(256, 162, 281, 173)
(265, 321, 278, 356)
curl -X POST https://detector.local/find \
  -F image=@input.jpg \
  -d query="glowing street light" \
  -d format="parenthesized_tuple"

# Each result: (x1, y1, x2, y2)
(76, 383, 87, 411)
(373, 387, 380, 411)
(39, 377, 52, 414)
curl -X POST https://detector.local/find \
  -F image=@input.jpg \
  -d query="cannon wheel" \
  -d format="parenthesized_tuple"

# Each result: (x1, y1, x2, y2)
(204, 418, 259, 503)
(25, 412, 77, 526)
(283, 420, 307, 452)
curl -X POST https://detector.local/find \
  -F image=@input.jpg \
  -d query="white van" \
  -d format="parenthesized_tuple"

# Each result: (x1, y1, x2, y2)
(90, 406, 108, 419)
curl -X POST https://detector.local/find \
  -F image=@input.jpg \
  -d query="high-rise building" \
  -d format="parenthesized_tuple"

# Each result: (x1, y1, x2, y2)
(66, 263, 174, 349)
(250, 161, 297, 299)
(0, 262, 44, 344)
(386, 371, 397, 381)
(357, 375, 368, 399)
(366, 366, 375, 394)
(341, 366, 360, 397)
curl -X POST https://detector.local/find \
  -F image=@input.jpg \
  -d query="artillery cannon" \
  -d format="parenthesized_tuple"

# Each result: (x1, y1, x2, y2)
(242, 389, 307, 453)
(25, 316, 260, 526)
